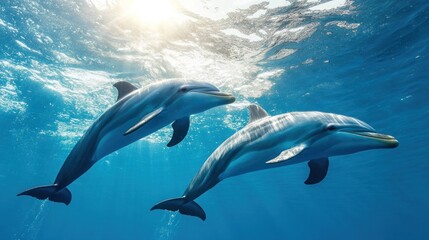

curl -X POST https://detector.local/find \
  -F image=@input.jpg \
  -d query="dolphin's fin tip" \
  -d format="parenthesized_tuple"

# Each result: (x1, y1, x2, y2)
(48, 188, 72, 205)
(305, 158, 329, 185)
(247, 104, 269, 124)
(114, 81, 138, 101)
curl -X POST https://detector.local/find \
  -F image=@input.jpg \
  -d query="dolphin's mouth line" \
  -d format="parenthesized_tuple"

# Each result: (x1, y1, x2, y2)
(193, 90, 234, 98)
(342, 130, 396, 141)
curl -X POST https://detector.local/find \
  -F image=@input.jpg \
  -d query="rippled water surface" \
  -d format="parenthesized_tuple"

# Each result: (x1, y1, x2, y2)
(1, 0, 428, 239)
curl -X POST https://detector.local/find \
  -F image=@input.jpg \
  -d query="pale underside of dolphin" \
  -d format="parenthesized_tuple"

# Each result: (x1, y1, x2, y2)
(18, 79, 235, 205)
(151, 104, 399, 220)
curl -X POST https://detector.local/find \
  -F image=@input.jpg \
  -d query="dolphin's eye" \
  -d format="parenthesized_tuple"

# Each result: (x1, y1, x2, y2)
(179, 86, 189, 92)
(327, 124, 336, 131)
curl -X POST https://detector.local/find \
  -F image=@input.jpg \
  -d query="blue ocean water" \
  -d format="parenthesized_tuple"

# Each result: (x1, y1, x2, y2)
(1, 0, 428, 239)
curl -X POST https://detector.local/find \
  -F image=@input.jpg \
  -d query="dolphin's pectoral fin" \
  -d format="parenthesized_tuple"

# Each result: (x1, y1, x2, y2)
(113, 81, 138, 101)
(305, 158, 329, 185)
(266, 144, 307, 164)
(124, 107, 164, 135)
(247, 104, 270, 124)
(167, 116, 190, 147)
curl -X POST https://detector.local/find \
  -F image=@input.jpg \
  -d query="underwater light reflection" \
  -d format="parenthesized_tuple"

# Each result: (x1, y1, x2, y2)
(118, 0, 189, 28)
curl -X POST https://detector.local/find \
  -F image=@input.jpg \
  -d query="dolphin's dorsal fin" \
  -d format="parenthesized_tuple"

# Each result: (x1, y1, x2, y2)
(113, 81, 138, 102)
(248, 104, 269, 124)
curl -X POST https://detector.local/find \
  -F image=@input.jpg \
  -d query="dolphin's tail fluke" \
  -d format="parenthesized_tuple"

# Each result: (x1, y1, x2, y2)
(17, 185, 72, 205)
(151, 197, 206, 221)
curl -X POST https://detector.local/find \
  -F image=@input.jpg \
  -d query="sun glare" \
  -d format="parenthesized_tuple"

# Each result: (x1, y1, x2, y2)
(126, 0, 183, 26)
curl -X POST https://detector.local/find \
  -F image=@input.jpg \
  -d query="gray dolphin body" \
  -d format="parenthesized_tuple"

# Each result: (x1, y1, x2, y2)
(151, 104, 399, 220)
(18, 79, 235, 205)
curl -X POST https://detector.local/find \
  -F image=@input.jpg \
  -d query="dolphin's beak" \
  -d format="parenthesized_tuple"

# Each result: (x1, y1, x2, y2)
(195, 90, 236, 103)
(343, 131, 399, 148)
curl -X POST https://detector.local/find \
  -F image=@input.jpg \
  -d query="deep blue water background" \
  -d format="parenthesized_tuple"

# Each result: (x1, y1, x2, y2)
(1, 0, 428, 239)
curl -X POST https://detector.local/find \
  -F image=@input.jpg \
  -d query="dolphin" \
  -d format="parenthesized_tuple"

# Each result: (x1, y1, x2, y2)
(151, 104, 399, 220)
(18, 79, 235, 205)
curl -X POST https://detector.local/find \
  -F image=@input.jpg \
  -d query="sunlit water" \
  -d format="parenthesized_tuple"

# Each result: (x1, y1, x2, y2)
(1, 0, 428, 239)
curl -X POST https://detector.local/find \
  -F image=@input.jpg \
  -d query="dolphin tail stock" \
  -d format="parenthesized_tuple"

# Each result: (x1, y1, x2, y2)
(17, 185, 72, 205)
(151, 197, 206, 221)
